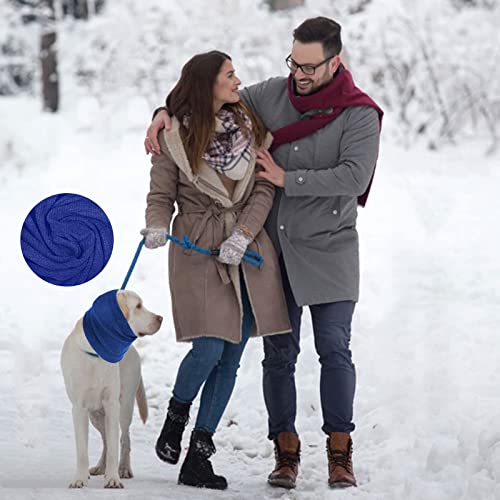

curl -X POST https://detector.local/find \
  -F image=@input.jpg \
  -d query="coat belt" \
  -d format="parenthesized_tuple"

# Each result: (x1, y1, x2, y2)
(177, 202, 245, 285)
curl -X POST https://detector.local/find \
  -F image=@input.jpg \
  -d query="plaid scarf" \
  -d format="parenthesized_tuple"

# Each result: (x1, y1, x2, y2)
(184, 109, 253, 180)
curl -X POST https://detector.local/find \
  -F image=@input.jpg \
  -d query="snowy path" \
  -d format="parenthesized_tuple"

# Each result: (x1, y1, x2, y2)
(2, 99, 500, 499)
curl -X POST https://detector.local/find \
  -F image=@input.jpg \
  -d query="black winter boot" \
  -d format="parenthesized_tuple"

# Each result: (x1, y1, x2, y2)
(178, 430, 228, 490)
(155, 397, 191, 464)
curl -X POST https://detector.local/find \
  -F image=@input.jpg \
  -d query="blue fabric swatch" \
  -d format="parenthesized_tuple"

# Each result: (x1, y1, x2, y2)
(20, 193, 113, 286)
(83, 289, 137, 363)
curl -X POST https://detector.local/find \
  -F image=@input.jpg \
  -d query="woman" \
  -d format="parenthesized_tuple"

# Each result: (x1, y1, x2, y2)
(141, 50, 291, 490)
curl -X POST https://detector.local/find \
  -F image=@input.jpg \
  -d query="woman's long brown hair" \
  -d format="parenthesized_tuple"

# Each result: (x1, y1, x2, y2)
(166, 50, 266, 173)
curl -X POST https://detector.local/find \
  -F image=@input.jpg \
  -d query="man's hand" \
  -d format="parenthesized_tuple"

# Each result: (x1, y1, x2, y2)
(144, 110, 172, 155)
(255, 149, 285, 187)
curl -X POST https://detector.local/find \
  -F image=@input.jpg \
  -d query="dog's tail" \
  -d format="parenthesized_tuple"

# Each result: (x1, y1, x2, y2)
(136, 375, 148, 424)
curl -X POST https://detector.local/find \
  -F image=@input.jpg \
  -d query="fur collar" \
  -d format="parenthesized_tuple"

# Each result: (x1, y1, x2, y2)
(161, 116, 273, 207)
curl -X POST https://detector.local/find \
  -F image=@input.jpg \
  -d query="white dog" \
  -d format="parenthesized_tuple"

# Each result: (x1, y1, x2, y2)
(61, 289, 162, 488)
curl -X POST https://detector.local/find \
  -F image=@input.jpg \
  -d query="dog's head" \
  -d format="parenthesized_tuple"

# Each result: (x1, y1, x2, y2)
(116, 290, 162, 338)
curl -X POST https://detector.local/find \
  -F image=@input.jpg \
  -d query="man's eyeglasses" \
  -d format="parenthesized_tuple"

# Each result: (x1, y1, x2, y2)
(285, 54, 334, 75)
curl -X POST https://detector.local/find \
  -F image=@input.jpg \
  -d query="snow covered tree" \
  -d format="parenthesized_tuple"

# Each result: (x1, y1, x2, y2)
(40, 0, 58, 112)
(265, 0, 304, 11)
(61, 0, 105, 19)
(0, 1, 37, 95)
(0, 0, 107, 102)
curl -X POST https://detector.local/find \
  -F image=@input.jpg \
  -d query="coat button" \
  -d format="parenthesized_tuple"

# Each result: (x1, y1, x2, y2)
(279, 225, 285, 230)
(293, 146, 299, 151)
(332, 209, 338, 215)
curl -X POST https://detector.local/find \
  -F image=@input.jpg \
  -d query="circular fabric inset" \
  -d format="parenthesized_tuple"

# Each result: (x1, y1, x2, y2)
(20, 193, 114, 286)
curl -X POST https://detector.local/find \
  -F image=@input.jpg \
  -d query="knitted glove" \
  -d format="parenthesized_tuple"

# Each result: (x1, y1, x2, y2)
(140, 227, 167, 249)
(217, 228, 253, 266)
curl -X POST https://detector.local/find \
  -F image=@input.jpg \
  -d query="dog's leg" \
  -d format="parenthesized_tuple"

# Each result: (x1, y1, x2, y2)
(103, 399, 123, 489)
(69, 406, 90, 488)
(119, 399, 134, 478)
(89, 410, 107, 476)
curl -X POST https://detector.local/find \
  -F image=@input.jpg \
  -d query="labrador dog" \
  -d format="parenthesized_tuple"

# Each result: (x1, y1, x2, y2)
(61, 290, 162, 488)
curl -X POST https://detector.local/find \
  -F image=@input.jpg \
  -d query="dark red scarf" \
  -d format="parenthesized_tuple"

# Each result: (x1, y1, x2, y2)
(270, 66, 383, 206)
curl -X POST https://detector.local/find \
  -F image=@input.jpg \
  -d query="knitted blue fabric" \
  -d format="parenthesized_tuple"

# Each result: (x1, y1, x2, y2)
(20, 193, 113, 286)
(83, 289, 137, 363)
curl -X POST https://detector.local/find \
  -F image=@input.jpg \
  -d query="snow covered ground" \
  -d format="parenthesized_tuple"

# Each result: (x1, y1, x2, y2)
(2, 91, 500, 500)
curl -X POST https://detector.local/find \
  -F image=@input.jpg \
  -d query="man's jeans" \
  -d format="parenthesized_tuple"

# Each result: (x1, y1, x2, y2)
(262, 258, 356, 438)
(173, 273, 254, 434)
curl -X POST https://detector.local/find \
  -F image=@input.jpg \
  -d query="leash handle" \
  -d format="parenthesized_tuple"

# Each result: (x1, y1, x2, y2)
(243, 248, 264, 264)
(210, 246, 263, 268)
(183, 235, 264, 268)
(242, 252, 264, 268)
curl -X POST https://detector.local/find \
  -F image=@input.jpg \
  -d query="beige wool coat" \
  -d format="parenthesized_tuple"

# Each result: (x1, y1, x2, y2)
(145, 116, 291, 344)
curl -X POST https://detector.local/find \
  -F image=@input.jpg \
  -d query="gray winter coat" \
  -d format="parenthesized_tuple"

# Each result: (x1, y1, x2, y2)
(240, 77, 380, 306)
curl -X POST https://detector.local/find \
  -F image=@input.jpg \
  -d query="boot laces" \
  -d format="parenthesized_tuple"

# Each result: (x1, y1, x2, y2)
(193, 435, 216, 457)
(199, 456, 216, 475)
(192, 436, 219, 476)
(275, 448, 300, 470)
(327, 441, 353, 472)
(167, 407, 190, 425)
(160, 410, 189, 444)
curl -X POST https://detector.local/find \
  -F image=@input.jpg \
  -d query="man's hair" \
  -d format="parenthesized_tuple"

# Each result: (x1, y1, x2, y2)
(293, 17, 342, 56)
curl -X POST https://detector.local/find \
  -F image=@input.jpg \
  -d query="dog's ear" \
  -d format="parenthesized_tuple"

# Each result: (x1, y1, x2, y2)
(116, 291, 130, 320)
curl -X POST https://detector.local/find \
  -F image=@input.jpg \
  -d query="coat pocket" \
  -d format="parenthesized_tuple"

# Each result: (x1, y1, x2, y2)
(295, 197, 342, 240)
(329, 197, 342, 227)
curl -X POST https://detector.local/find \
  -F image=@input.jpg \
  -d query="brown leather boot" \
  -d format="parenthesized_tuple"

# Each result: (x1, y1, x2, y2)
(327, 432, 357, 488)
(267, 432, 300, 489)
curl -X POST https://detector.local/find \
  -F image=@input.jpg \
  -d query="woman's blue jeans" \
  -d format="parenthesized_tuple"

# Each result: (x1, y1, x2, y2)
(172, 273, 254, 434)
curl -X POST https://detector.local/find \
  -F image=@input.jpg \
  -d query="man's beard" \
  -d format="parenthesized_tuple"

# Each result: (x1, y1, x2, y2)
(294, 74, 334, 96)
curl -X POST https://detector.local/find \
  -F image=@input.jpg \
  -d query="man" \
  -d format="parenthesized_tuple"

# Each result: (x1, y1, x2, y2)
(145, 17, 382, 490)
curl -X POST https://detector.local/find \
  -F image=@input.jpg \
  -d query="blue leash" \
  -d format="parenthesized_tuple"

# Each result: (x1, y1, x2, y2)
(120, 234, 263, 290)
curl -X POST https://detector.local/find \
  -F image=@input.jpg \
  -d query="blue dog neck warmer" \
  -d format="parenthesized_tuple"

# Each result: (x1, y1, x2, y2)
(83, 289, 137, 363)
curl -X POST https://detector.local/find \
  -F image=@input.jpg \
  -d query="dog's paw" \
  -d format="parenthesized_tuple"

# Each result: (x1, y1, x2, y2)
(119, 465, 134, 479)
(69, 477, 88, 488)
(89, 464, 105, 476)
(104, 476, 124, 489)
